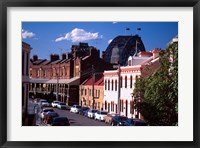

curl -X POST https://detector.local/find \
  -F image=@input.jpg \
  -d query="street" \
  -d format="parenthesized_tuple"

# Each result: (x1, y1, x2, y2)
(36, 106, 108, 126)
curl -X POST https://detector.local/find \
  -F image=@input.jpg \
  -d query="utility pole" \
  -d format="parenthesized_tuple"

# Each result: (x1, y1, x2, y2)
(56, 74, 58, 101)
(117, 64, 121, 114)
(92, 65, 95, 109)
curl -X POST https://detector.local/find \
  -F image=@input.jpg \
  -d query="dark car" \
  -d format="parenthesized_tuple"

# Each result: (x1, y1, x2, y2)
(110, 115, 128, 126)
(78, 107, 90, 115)
(50, 117, 70, 126)
(84, 109, 90, 117)
(123, 118, 147, 126)
(44, 112, 59, 124)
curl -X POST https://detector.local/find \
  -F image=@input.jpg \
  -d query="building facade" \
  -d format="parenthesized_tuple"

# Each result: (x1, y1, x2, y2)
(29, 43, 112, 106)
(22, 42, 32, 124)
(103, 49, 160, 119)
(79, 74, 104, 110)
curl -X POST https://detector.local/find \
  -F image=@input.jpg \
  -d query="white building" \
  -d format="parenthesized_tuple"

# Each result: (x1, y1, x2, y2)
(103, 49, 160, 119)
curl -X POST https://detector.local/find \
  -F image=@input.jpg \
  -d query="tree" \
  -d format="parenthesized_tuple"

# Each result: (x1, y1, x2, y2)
(133, 42, 178, 126)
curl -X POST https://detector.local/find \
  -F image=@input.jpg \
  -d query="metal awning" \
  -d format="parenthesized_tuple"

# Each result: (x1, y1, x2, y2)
(30, 77, 80, 85)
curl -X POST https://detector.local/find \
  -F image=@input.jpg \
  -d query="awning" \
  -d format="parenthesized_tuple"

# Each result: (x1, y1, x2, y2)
(30, 77, 80, 85)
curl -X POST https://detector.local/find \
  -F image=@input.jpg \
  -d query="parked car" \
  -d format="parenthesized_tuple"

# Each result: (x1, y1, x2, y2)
(94, 111, 108, 121)
(87, 109, 98, 119)
(110, 115, 128, 126)
(70, 105, 81, 113)
(51, 101, 60, 108)
(39, 100, 50, 107)
(38, 108, 54, 120)
(122, 118, 147, 126)
(84, 109, 90, 117)
(44, 112, 59, 124)
(50, 117, 70, 126)
(104, 113, 119, 124)
(57, 102, 67, 110)
(78, 107, 90, 115)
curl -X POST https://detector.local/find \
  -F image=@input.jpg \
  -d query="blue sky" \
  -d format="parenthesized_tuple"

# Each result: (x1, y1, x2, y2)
(22, 22, 178, 60)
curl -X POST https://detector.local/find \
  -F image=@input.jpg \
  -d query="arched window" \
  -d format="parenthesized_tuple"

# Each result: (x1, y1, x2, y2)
(125, 76, 127, 88)
(105, 101, 107, 110)
(105, 80, 107, 90)
(115, 80, 117, 91)
(108, 80, 110, 90)
(130, 75, 133, 88)
(111, 80, 114, 91)
(120, 76, 123, 88)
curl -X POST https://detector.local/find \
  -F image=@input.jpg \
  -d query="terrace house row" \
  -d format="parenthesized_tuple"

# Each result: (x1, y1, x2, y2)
(29, 42, 113, 106)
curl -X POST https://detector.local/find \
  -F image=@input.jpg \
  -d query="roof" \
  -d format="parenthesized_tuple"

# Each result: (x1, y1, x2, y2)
(82, 74, 104, 86)
(30, 77, 80, 85)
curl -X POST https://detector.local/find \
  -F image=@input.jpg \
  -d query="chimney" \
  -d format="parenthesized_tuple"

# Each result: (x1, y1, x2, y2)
(152, 48, 160, 59)
(62, 53, 66, 60)
(50, 54, 59, 61)
(33, 55, 38, 61)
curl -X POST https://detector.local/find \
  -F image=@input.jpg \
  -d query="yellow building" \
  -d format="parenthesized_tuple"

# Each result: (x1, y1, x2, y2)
(79, 74, 104, 110)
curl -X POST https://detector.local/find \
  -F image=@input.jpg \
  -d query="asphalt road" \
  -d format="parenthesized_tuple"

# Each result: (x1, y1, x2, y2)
(36, 107, 108, 126)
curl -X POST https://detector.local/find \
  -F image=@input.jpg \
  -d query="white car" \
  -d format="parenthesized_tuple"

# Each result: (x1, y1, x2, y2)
(70, 105, 81, 113)
(87, 109, 98, 119)
(57, 102, 67, 110)
(38, 108, 54, 120)
(51, 101, 60, 108)
(39, 99, 50, 107)
(94, 111, 108, 121)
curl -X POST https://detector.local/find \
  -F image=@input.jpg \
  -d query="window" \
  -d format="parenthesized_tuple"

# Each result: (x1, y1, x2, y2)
(105, 80, 107, 90)
(98, 90, 100, 97)
(111, 80, 114, 91)
(130, 75, 133, 88)
(108, 80, 110, 90)
(36, 69, 39, 77)
(125, 76, 127, 88)
(62, 67, 65, 76)
(120, 76, 123, 88)
(105, 101, 107, 110)
(85, 89, 87, 95)
(115, 80, 117, 91)
(29, 68, 32, 78)
(115, 104, 117, 113)
(121, 100, 124, 112)
(43, 69, 46, 77)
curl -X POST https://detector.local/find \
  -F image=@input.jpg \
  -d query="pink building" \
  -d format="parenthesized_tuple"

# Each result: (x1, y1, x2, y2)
(103, 49, 160, 119)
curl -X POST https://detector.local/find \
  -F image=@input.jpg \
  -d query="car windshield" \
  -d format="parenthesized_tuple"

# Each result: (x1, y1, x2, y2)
(118, 116, 127, 121)
(54, 117, 68, 122)
(76, 106, 81, 108)
(44, 109, 54, 112)
(48, 112, 58, 116)
(60, 103, 66, 105)
(101, 112, 108, 115)
(92, 110, 98, 113)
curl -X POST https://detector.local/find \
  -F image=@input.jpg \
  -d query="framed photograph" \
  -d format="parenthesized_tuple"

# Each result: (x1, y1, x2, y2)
(1, 0, 199, 147)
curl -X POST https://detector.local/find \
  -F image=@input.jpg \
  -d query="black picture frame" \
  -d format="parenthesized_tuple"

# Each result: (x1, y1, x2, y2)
(0, 0, 199, 148)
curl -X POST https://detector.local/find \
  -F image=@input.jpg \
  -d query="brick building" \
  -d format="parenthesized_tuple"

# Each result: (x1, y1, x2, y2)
(29, 43, 112, 106)
(22, 42, 32, 125)
(79, 74, 104, 110)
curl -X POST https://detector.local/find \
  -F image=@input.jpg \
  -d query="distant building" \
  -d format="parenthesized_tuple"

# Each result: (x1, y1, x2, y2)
(22, 42, 32, 125)
(103, 49, 160, 119)
(79, 74, 104, 110)
(29, 42, 112, 106)
(104, 35, 146, 66)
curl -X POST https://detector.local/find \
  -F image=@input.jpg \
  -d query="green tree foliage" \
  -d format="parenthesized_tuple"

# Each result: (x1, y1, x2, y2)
(133, 43, 178, 126)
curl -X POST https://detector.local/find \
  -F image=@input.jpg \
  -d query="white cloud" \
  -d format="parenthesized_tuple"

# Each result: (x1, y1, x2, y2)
(22, 29, 35, 39)
(108, 39, 113, 44)
(55, 28, 102, 42)
(112, 22, 118, 24)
